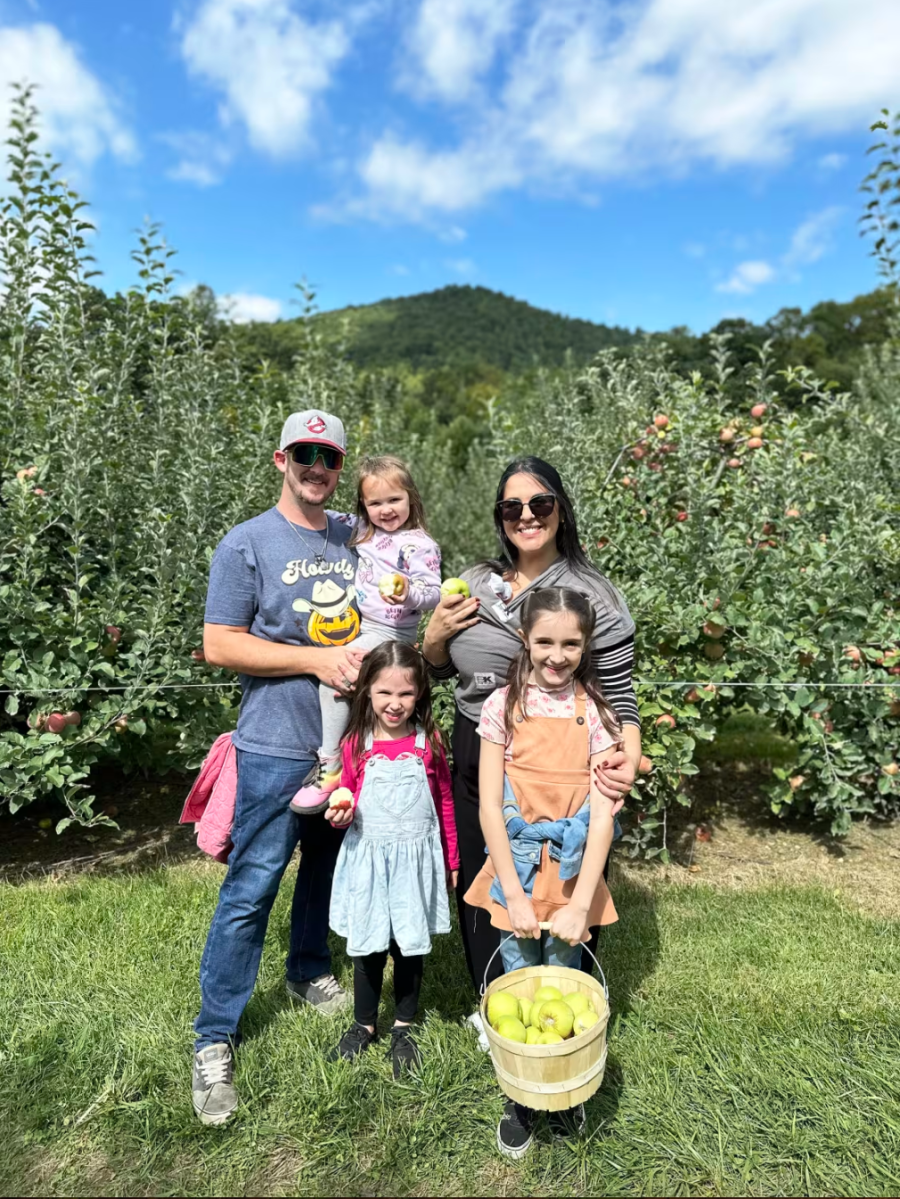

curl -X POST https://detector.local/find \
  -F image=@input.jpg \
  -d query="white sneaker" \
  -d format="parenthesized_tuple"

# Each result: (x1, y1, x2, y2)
(465, 1009, 490, 1053)
(192, 1043, 238, 1125)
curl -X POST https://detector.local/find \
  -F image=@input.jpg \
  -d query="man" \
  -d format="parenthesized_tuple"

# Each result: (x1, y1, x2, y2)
(192, 409, 366, 1125)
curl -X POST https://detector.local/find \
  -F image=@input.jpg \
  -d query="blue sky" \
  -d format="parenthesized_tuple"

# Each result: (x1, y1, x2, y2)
(3, 0, 898, 332)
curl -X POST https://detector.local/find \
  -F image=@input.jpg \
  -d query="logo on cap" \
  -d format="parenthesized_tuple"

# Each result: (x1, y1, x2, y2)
(305, 415, 326, 434)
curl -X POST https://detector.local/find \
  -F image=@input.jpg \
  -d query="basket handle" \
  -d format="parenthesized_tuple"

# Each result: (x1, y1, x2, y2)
(481, 924, 609, 1002)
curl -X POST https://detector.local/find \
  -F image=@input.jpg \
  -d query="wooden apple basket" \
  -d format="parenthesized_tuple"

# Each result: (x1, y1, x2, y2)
(480, 924, 610, 1112)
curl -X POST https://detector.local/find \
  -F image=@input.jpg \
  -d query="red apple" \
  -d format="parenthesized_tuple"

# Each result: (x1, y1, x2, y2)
(105, 625, 122, 644)
(789, 774, 805, 790)
(191, 649, 205, 662)
(621, 476, 633, 487)
(750, 403, 767, 418)
(63, 710, 81, 727)
(727, 457, 742, 469)
(631, 446, 646, 460)
(747, 437, 764, 449)
(785, 508, 800, 518)
(638, 755, 653, 774)
(33, 487, 46, 496)
(704, 642, 725, 660)
(685, 688, 700, 703)
(656, 714, 676, 729)
(719, 427, 736, 443)
(843, 646, 862, 663)
(46, 712, 68, 734)
(654, 414, 670, 429)
(676, 511, 689, 522)
(648, 462, 663, 472)
(704, 620, 726, 639)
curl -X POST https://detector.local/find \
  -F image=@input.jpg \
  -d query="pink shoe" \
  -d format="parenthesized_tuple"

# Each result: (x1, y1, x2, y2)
(289, 761, 341, 816)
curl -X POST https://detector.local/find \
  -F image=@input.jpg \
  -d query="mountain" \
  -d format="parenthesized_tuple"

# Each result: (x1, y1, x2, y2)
(237, 285, 641, 373)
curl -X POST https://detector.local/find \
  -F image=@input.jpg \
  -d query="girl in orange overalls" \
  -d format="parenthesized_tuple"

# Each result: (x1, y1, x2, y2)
(465, 586, 625, 1157)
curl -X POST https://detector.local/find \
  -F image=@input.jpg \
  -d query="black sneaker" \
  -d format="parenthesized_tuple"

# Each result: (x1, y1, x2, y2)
(327, 1021, 376, 1062)
(387, 1025, 421, 1078)
(549, 1103, 586, 1140)
(497, 1099, 534, 1159)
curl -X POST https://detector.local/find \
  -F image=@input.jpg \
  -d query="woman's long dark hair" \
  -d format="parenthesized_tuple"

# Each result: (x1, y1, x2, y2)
(482, 456, 626, 613)
(342, 641, 442, 768)
(486, 456, 589, 573)
(504, 587, 621, 742)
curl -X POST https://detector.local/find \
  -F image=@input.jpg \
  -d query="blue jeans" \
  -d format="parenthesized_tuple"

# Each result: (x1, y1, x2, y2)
(499, 930, 582, 973)
(194, 749, 344, 1050)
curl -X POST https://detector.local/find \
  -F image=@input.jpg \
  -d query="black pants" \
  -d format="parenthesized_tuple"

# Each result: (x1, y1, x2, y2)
(451, 712, 605, 997)
(354, 940, 423, 1027)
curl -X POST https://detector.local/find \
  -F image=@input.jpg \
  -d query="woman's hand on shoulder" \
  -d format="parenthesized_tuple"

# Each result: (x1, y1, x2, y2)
(592, 741, 634, 808)
(422, 591, 480, 654)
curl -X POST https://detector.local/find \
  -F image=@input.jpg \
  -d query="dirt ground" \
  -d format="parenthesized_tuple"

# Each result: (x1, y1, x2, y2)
(2, 761, 899, 919)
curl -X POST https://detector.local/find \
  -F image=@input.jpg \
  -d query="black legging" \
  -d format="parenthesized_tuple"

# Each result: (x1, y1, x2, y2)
(354, 940, 423, 1027)
(451, 712, 604, 995)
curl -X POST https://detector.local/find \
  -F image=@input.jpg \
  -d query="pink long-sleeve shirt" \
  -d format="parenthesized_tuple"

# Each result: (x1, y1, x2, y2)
(340, 732, 459, 871)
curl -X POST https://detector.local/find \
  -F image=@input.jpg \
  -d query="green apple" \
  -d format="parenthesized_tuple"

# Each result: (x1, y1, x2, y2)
(487, 992, 521, 1029)
(538, 1030, 564, 1045)
(518, 997, 533, 1027)
(529, 1002, 545, 1028)
(496, 1016, 527, 1043)
(573, 1008, 601, 1036)
(537, 999, 575, 1039)
(525, 1026, 541, 1045)
(440, 577, 470, 599)
(563, 992, 591, 1018)
(533, 985, 563, 1006)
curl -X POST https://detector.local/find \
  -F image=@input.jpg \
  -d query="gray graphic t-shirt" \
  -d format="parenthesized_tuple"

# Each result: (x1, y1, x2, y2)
(205, 507, 359, 759)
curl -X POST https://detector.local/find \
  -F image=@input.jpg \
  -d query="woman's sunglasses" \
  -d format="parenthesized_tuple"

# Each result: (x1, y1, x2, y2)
(289, 443, 344, 471)
(496, 493, 557, 523)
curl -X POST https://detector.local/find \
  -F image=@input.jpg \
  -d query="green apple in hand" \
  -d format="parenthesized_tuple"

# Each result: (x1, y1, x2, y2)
(440, 577, 470, 599)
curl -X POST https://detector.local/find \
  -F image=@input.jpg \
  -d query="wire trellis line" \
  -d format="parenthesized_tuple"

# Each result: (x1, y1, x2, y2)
(1, 680, 899, 697)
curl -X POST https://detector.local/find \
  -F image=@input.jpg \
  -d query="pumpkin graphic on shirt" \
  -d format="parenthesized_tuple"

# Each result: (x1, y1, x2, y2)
(292, 579, 360, 646)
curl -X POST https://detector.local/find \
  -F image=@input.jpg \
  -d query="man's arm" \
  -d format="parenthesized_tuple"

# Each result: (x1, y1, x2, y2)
(204, 623, 366, 689)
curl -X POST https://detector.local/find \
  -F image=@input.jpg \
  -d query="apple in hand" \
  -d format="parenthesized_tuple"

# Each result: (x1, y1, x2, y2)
(378, 573, 407, 600)
(440, 578, 470, 599)
(327, 787, 354, 813)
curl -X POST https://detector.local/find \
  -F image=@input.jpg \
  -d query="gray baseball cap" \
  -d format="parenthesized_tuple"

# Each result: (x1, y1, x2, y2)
(279, 409, 346, 455)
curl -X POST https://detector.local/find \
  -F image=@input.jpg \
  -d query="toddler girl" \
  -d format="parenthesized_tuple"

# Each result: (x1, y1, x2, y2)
(465, 586, 624, 1158)
(326, 641, 458, 1075)
(291, 455, 442, 813)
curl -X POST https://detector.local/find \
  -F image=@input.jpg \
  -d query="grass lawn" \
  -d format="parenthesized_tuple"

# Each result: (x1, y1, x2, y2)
(2, 858, 898, 1198)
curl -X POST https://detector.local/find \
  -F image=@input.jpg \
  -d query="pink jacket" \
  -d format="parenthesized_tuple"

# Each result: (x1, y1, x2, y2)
(179, 732, 237, 863)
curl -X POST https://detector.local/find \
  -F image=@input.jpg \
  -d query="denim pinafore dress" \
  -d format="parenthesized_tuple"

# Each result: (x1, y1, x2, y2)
(329, 727, 450, 958)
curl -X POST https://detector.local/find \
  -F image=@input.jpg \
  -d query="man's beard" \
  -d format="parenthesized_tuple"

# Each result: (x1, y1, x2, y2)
(288, 472, 332, 507)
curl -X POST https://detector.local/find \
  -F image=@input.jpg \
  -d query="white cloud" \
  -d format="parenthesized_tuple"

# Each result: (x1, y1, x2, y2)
(403, 0, 518, 102)
(438, 224, 468, 244)
(179, 0, 350, 157)
(818, 151, 847, 171)
(716, 260, 776, 295)
(349, 0, 900, 220)
(446, 257, 476, 275)
(0, 23, 135, 169)
(388, 263, 410, 276)
(783, 206, 843, 268)
(160, 130, 232, 187)
(683, 242, 706, 259)
(218, 292, 283, 323)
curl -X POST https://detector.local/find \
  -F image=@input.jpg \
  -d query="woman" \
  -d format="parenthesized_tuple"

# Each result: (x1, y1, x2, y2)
(422, 457, 641, 1029)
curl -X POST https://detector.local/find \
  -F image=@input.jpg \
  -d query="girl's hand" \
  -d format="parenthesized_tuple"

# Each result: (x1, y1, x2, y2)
(447, 869, 458, 890)
(549, 902, 590, 947)
(506, 893, 540, 940)
(593, 742, 634, 809)
(326, 805, 354, 829)
(423, 592, 480, 649)
(383, 576, 410, 606)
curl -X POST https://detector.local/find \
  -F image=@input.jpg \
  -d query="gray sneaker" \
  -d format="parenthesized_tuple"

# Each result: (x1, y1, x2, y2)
(192, 1043, 238, 1126)
(286, 972, 349, 1015)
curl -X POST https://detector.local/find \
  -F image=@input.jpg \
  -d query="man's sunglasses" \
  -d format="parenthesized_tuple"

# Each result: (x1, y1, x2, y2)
(288, 443, 344, 471)
(496, 493, 557, 523)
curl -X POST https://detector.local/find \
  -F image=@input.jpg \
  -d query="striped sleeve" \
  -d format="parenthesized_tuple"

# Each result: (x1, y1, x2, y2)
(590, 633, 640, 728)
(427, 656, 458, 681)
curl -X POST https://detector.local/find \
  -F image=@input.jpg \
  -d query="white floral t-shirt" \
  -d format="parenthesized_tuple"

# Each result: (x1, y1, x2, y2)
(476, 680, 618, 762)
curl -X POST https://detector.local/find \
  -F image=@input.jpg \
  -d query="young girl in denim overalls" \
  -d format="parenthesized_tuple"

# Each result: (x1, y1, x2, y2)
(466, 586, 624, 1157)
(327, 641, 459, 1075)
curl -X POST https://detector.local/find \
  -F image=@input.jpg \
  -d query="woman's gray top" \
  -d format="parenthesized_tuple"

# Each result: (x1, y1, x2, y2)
(429, 559, 639, 727)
